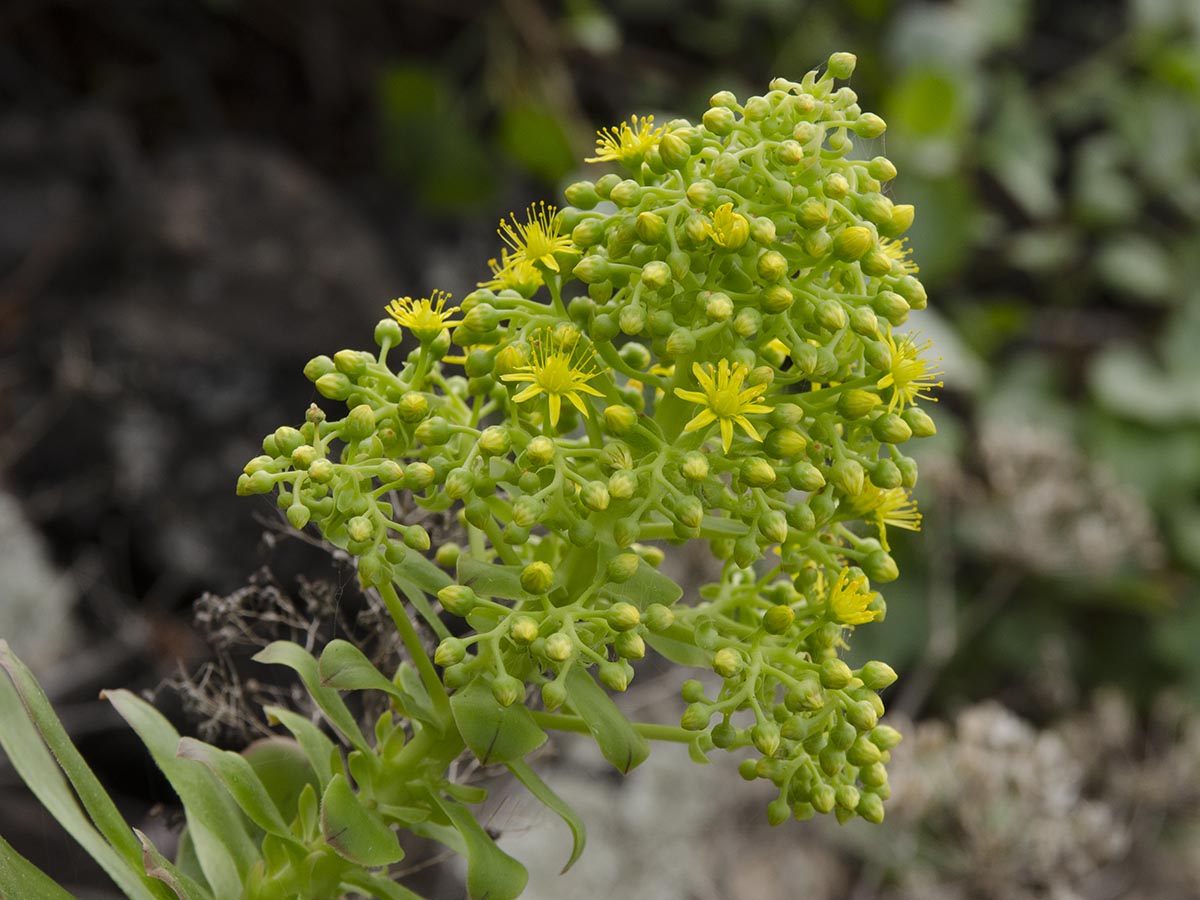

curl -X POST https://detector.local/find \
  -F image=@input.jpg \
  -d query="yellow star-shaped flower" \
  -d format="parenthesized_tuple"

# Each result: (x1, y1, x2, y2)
(674, 360, 773, 452)
(586, 115, 665, 165)
(876, 328, 943, 414)
(501, 331, 604, 426)
(385, 290, 461, 342)
(828, 567, 879, 626)
(497, 201, 578, 274)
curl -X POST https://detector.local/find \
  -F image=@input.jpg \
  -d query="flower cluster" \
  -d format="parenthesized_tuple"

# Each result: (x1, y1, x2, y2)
(238, 51, 937, 861)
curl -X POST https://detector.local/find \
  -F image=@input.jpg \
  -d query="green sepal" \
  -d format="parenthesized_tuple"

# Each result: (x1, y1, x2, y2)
(319, 773, 405, 867)
(433, 794, 529, 900)
(449, 678, 547, 765)
(252, 641, 371, 753)
(506, 758, 586, 873)
(563, 667, 650, 774)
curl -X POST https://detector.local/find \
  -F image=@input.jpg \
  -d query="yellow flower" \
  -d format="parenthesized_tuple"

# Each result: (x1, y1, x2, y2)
(385, 290, 461, 342)
(828, 567, 879, 626)
(674, 360, 773, 452)
(841, 484, 922, 551)
(478, 249, 543, 296)
(704, 203, 750, 249)
(501, 330, 604, 426)
(876, 329, 943, 413)
(879, 237, 919, 275)
(498, 201, 578, 273)
(586, 115, 665, 165)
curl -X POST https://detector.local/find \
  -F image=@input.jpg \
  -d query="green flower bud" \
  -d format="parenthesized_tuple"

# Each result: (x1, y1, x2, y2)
(811, 783, 837, 815)
(895, 274, 927, 308)
(872, 413, 912, 444)
(665, 328, 696, 360)
(857, 792, 885, 824)
(798, 199, 829, 231)
(645, 604, 675, 633)
(395, 391, 427, 423)
(835, 784, 861, 812)
(609, 601, 641, 632)
(711, 721, 739, 749)
(347, 516, 374, 542)
(286, 504, 311, 530)
(435, 637, 467, 667)
(434, 543, 460, 569)
(509, 616, 539, 645)
(847, 734, 883, 767)
(870, 458, 903, 489)
(863, 549, 899, 583)
(872, 292, 909, 327)
(861, 249, 895, 277)
(679, 451, 709, 483)
(833, 226, 873, 262)
(870, 725, 903, 751)
(605, 553, 640, 585)
(520, 561, 554, 594)
(658, 130, 691, 168)
(902, 406, 937, 438)
(819, 745, 846, 776)
(315, 373, 352, 400)
(837, 389, 881, 420)
(492, 674, 524, 708)
(414, 415, 449, 446)
(831, 458, 865, 495)
(634, 211, 666, 244)
(681, 680, 708, 704)
(681, 702, 712, 731)
(789, 462, 825, 492)
(820, 658, 853, 689)
(334, 349, 370, 377)
(615, 630, 645, 660)
(594, 172, 621, 198)
(733, 308, 761, 339)
(540, 633, 571, 663)
(478, 425, 510, 457)
(438, 584, 477, 617)
(573, 254, 611, 284)
(304, 355, 336, 382)
(701, 106, 736, 136)
(827, 51, 856, 80)
(599, 404, 636, 436)
(787, 676, 825, 711)
(849, 305, 880, 338)
(641, 260, 672, 290)
(759, 510, 789, 544)
(609, 178, 641, 208)
(845, 700, 878, 732)
(742, 458, 777, 488)
(752, 722, 781, 757)
(539, 681, 567, 712)
(579, 481, 610, 512)
(272, 426, 304, 457)
(675, 494, 703, 529)
(403, 524, 431, 551)
(763, 605, 795, 635)
(815, 298, 848, 332)
(713, 647, 743, 679)
(599, 661, 631, 693)
(763, 428, 806, 459)
(868, 156, 897, 182)
(564, 180, 599, 209)
(859, 660, 898, 690)
(405, 462, 434, 491)
(881, 203, 915, 239)
(824, 173, 850, 199)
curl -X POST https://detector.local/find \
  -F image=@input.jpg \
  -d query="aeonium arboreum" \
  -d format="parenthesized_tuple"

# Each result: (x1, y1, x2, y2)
(0, 51, 939, 900)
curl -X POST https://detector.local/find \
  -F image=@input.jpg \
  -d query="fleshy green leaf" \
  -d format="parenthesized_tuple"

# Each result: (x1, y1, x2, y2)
(449, 679, 547, 765)
(319, 640, 403, 697)
(176, 738, 294, 839)
(505, 759, 586, 873)
(135, 828, 213, 900)
(0, 646, 167, 900)
(241, 737, 320, 825)
(263, 705, 337, 789)
(253, 641, 371, 753)
(0, 834, 82, 900)
(563, 667, 650, 774)
(433, 795, 528, 900)
(457, 556, 530, 600)
(644, 632, 710, 667)
(320, 774, 405, 867)
(396, 662, 443, 729)
(105, 690, 255, 897)
(601, 557, 683, 608)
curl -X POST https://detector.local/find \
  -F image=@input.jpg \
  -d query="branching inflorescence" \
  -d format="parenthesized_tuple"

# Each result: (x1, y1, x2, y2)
(228, 52, 940, 899)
